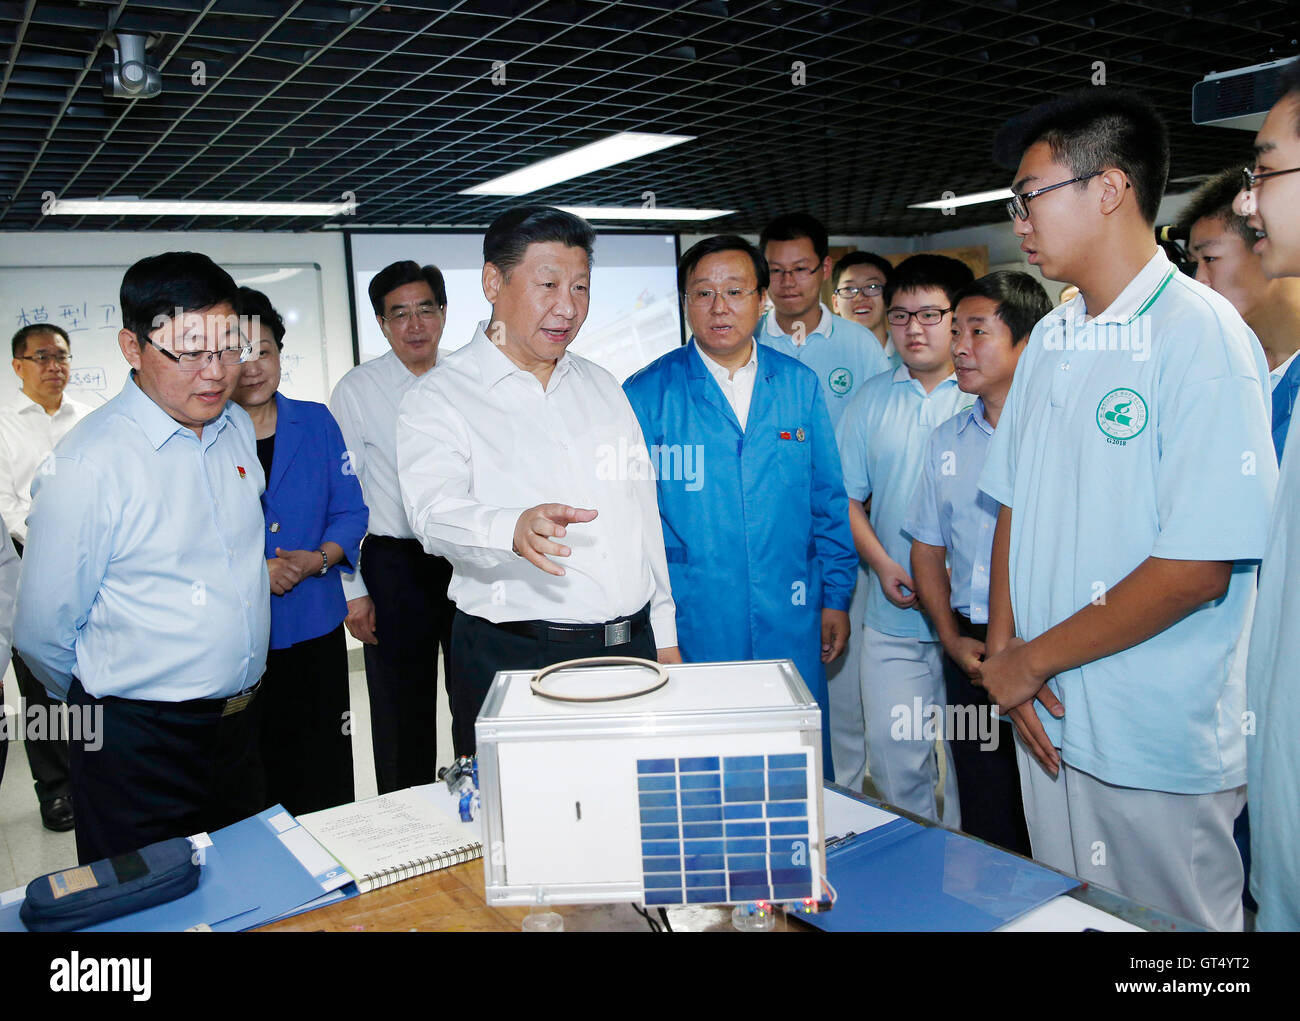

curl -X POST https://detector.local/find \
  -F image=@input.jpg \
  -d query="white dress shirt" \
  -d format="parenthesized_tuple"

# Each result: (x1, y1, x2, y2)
(329, 348, 429, 600)
(396, 322, 677, 645)
(0, 391, 93, 543)
(695, 339, 758, 429)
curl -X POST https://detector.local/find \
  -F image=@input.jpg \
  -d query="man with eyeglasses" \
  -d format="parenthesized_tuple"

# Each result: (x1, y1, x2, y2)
(831, 251, 897, 364)
(758, 213, 890, 427)
(760, 216, 891, 793)
(1236, 54, 1300, 932)
(977, 89, 1275, 931)
(624, 235, 856, 781)
(329, 260, 454, 794)
(0, 323, 92, 832)
(15, 252, 270, 863)
(835, 254, 975, 823)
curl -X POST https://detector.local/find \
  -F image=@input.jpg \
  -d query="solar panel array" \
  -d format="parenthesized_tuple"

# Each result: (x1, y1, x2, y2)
(637, 751, 814, 906)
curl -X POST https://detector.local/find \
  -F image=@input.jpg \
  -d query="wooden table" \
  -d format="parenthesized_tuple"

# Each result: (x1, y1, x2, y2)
(259, 859, 799, 933)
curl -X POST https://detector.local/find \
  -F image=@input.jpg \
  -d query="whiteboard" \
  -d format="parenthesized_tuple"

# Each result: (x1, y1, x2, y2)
(0, 263, 330, 408)
(347, 232, 684, 383)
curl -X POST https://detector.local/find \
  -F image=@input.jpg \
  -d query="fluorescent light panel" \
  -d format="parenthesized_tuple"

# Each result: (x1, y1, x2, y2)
(908, 188, 1013, 210)
(459, 132, 694, 196)
(559, 205, 732, 221)
(45, 199, 352, 216)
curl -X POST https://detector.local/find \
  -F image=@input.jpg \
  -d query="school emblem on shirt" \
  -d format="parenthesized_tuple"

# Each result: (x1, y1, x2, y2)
(1095, 388, 1148, 444)
(828, 368, 853, 395)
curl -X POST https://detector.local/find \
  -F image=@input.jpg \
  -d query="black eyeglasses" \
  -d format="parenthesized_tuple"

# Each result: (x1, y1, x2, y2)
(1241, 165, 1300, 191)
(1006, 171, 1103, 221)
(16, 351, 71, 365)
(886, 307, 952, 326)
(832, 284, 883, 299)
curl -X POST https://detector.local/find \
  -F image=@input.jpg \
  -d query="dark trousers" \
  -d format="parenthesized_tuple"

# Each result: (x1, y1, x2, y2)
(359, 535, 453, 795)
(261, 624, 354, 817)
(11, 538, 70, 805)
(450, 607, 657, 756)
(67, 675, 266, 865)
(942, 615, 1032, 857)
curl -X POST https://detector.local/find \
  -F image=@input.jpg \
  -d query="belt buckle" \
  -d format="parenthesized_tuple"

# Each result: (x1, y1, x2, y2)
(221, 691, 253, 718)
(604, 619, 631, 647)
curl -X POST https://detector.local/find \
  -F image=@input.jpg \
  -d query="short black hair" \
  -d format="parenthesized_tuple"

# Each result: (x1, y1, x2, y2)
(953, 271, 1053, 345)
(1275, 56, 1300, 134)
(1176, 167, 1256, 247)
(884, 254, 975, 308)
(482, 205, 596, 278)
(677, 235, 769, 293)
(759, 212, 829, 262)
(11, 322, 70, 359)
(992, 87, 1170, 225)
(368, 260, 447, 317)
(832, 251, 893, 289)
(237, 287, 285, 351)
(120, 252, 240, 342)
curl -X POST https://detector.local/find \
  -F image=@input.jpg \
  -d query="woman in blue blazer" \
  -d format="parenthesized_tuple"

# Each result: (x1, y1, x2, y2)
(234, 288, 368, 816)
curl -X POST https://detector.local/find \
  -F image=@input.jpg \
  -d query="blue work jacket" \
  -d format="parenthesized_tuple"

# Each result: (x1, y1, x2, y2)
(623, 339, 857, 707)
(261, 393, 368, 650)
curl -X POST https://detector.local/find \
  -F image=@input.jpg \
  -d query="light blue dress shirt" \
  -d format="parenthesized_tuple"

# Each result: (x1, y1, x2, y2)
(903, 398, 998, 623)
(15, 374, 270, 702)
(757, 304, 891, 429)
(836, 364, 972, 639)
(979, 249, 1277, 794)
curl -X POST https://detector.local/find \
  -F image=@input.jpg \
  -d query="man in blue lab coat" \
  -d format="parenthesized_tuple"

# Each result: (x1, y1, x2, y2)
(624, 236, 857, 780)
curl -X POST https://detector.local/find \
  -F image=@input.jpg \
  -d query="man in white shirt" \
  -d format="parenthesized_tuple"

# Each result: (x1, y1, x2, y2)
(329, 261, 455, 794)
(397, 206, 680, 756)
(0, 323, 92, 831)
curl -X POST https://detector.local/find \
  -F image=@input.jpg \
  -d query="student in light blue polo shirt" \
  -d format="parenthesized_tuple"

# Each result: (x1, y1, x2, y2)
(757, 213, 890, 428)
(905, 271, 1051, 856)
(758, 214, 892, 793)
(1236, 56, 1300, 933)
(835, 254, 975, 823)
(978, 88, 1277, 932)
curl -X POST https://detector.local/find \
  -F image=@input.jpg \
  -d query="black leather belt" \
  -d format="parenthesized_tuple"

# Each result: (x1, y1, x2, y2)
(492, 603, 650, 646)
(955, 613, 988, 642)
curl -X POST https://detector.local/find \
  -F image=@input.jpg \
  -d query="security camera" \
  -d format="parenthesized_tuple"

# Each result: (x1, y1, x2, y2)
(103, 32, 162, 99)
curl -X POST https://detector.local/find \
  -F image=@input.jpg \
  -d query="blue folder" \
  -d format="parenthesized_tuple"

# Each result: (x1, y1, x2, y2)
(805, 816, 1080, 932)
(0, 805, 349, 932)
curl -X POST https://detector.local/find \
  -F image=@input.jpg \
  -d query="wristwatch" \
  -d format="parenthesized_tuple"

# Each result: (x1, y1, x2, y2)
(317, 549, 329, 577)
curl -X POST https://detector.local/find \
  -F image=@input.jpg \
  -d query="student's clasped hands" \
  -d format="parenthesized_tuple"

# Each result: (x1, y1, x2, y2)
(979, 636, 1065, 775)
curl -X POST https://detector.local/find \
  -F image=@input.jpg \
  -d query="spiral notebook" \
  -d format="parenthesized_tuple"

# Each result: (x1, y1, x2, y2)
(296, 786, 482, 894)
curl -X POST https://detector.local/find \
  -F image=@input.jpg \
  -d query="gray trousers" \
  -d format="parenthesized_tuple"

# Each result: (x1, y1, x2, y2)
(1014, 732, 1245, 932)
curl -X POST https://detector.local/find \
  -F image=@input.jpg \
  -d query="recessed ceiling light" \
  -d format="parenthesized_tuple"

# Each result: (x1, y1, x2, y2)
(43, 198, 354, 216)
(907, 188, 1013, 211)
(459, 132, 694, 196)
(559, 206, 732, 221)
